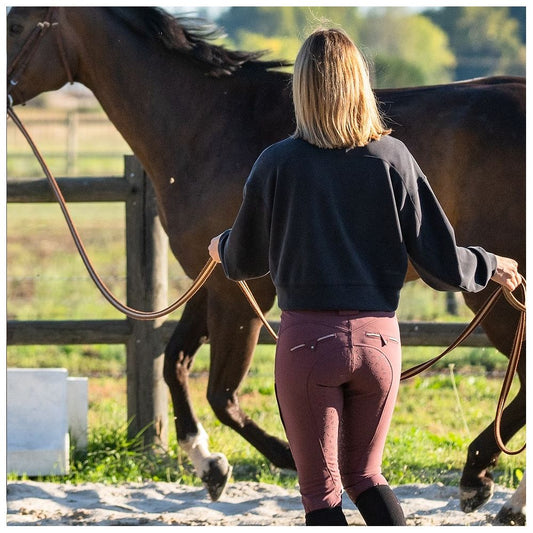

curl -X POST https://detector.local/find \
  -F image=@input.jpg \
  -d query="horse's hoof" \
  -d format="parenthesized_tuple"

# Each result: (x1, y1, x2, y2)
(460, 480, 494, 513)
(200, 453, 232, 501)
(494, 506, 526, 526)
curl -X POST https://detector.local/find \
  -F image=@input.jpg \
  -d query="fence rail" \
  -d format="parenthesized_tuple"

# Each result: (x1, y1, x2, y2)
(7, 109, 130, 177)
(7, 176, 130, 202)
(7, 319, 490, 348)
(7, 156, 491, 448)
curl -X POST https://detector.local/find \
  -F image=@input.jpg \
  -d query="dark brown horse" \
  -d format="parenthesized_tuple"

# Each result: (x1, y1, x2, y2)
(7, 7, 525, 522)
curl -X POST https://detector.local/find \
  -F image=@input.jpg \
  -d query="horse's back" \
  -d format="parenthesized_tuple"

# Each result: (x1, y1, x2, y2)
(377, 77, 525, 262)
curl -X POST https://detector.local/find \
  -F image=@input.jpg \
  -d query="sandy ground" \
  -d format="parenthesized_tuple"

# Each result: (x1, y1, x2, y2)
(5, 480, 518, 526)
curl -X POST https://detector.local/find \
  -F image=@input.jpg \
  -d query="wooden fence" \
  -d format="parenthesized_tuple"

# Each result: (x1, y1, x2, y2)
(7, 155, 491, 449)
(7, 156, 169, 448)
(6, 109, 130, 177)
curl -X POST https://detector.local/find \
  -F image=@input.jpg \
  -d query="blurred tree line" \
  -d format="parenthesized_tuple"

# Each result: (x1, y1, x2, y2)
(194, 6, 525, 88)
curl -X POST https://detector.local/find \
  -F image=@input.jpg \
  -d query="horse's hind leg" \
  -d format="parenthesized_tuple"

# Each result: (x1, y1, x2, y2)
(459, 340, 526, 513)
(163, 288, 231, 501)
(494, 470, 526, 526)
(206, 286, 295, 471)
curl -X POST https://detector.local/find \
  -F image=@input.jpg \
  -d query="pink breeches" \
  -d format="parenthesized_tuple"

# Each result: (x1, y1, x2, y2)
(274, 310, 402, 514)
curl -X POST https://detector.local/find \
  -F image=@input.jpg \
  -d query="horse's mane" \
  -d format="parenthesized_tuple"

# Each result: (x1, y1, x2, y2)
(107, 7, 291, 77)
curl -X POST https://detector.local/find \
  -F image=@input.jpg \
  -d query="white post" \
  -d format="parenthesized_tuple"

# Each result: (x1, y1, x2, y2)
(7, 368, 70, 476)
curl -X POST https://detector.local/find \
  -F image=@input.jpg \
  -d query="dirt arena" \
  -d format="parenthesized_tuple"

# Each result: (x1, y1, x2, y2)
(6, 480, 517, 526)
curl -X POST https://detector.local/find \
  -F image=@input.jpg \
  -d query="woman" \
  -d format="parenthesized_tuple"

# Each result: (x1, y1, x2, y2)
(208, 28, 520, 526)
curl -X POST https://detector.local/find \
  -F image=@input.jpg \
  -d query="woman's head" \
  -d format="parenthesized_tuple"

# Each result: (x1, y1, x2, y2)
(292, 27, 390, 149)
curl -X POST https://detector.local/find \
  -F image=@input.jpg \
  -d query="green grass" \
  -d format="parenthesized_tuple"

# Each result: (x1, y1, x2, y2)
(7, 340, 525, 489)
(6, 106, 525, 489)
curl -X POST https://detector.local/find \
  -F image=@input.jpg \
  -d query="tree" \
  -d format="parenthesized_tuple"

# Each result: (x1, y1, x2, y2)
(359, 8, 455, 87)
(225, 30, 302, 67)
(372, 55, 426, 89)
(216, 6, 456, 87)
(424, 7, 525, 80)
(216, 6, 363, 66)
(217, 6, 362, 41)
(508, 7, 526, 43)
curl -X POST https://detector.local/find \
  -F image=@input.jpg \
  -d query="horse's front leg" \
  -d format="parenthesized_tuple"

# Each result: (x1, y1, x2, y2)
(163, 288, 231, 501)
(206, 281, 296, 471)
(459, 343, 526, 513)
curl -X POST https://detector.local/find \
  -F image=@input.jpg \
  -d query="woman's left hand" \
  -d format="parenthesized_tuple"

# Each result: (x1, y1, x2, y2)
(208, 234, 222, 263)
(491, 255, 521, 291)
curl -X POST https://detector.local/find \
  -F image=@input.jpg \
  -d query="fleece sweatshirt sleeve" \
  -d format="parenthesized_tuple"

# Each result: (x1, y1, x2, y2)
(218, 177, 271, 282)
(392, 151, 497, 293)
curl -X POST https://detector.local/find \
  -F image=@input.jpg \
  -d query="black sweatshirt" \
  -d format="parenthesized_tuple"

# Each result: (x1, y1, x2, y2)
(218, 136, 496, 312)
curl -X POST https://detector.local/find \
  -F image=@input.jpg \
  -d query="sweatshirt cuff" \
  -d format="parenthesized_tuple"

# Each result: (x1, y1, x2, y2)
(217, 229, 232, 277)
(487, 252, 498, 277)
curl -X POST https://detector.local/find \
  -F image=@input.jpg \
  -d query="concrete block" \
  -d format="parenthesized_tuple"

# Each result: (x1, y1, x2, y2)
(7, 368, 70, 476)
(67, 376, 88, 450)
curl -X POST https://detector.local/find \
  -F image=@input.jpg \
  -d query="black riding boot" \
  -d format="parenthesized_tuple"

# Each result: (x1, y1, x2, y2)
(305, 505, 348, 526)
(355, 485, 406, 526)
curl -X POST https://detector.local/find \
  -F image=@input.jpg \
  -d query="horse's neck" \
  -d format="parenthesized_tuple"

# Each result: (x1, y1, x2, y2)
(69, 7, 294, 233)
(73, 11, 209, 180)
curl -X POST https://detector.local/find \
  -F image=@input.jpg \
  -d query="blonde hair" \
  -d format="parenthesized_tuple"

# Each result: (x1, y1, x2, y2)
(292, 28, 391, 149)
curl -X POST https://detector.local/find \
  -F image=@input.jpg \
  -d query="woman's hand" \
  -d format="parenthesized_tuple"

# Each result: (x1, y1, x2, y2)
(491, 255, 522, 291)
(208, 234, 222, 263)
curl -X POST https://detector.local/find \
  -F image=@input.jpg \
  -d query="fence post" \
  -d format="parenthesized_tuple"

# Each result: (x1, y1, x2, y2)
(66, 111, 78, 176)
(124, 156, 169, 449)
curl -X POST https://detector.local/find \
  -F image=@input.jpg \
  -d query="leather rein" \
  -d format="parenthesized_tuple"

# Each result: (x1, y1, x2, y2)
(400, 279, 526, 456)
(7, 9, 524, 454)
(7, 105, 218, 320)
(8, 103, 525, 455)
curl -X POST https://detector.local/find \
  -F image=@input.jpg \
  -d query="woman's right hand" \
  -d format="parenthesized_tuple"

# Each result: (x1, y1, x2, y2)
(491, 255, 522, 291)
(208, 234, 222, 263)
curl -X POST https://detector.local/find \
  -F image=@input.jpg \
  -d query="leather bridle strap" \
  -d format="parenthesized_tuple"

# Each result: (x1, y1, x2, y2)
(7, 7, 73, 105)
(53, 11, 75, 86)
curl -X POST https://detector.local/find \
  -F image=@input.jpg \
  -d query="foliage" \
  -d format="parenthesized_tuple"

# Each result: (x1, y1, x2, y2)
(215, 6, 525, 87)
(424, 6, 526, 79)
(372, 55, 426, 89)
(218, 6, 363, 68)
(360, 9, 455, 87)
(216, 6, 457, 86)
(508, 7, 526, 42)
(225, 30, 301, 67)
(218, 6, 362, 40)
